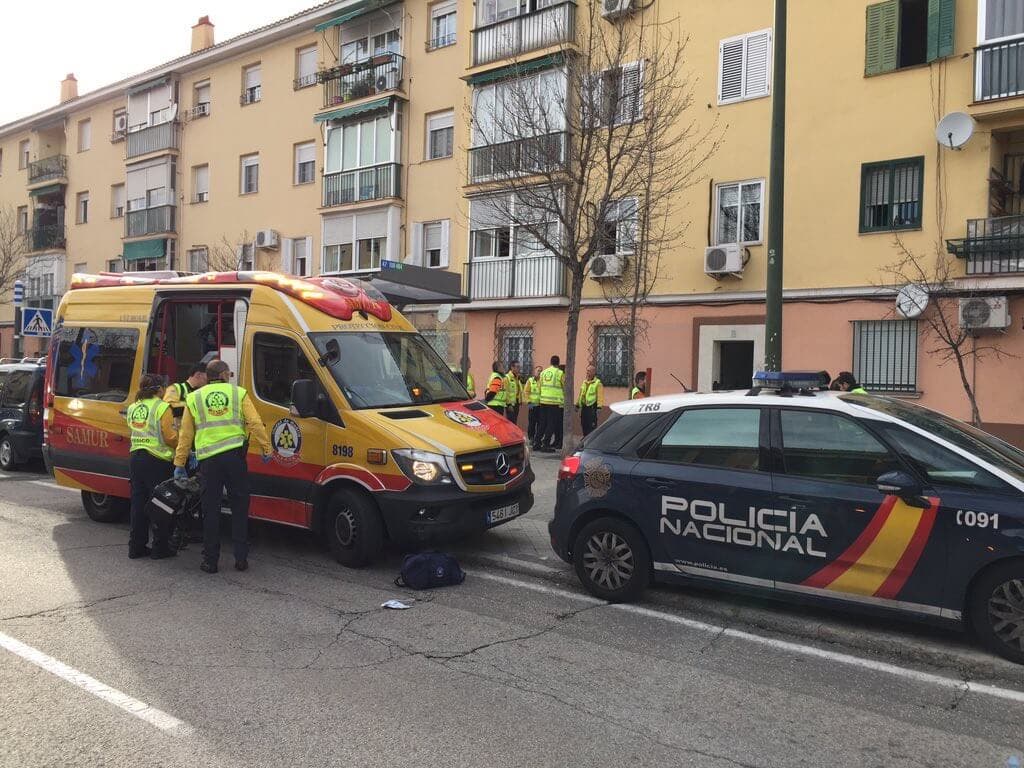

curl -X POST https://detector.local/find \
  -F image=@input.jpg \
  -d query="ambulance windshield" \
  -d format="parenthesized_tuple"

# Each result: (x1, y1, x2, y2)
(311, 332, 468, 409)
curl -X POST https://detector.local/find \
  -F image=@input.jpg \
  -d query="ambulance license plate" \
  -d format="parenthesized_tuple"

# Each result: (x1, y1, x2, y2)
(486, 503, 520, 525)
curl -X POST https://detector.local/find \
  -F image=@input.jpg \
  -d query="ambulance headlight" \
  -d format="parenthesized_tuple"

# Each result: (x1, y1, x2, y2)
(393, 449, 452, 485)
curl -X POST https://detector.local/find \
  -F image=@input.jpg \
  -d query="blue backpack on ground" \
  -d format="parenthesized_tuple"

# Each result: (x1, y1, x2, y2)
(395, 552, 466, 590)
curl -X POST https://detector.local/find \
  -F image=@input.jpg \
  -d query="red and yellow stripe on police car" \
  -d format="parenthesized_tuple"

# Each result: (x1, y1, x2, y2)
(801, 495, 939, 599)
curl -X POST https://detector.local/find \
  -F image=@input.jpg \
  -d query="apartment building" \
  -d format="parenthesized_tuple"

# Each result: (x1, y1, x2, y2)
(1, 0, 1024, 439)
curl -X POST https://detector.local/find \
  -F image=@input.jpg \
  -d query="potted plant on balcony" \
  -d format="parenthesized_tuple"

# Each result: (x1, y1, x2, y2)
(350, 77, 374, 99)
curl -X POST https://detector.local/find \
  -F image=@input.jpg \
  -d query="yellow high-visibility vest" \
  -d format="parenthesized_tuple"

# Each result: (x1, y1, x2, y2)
(127, 397, 173, 461)
(525, 376, 541, 405)
(578, 378, 602, 407)
(539, 366, 565, 406)
(488, 372, 507, 407)
(187, 382, 248, 460)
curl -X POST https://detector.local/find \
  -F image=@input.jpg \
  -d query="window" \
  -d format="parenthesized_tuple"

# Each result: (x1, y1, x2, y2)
(470, 190, 558, 260)
(242, 64, 261, 105)
(324, 114, 395, 173)
(322, 211, 388, 273)
(19, 140, 29, 169)
(719, 29, 772, 104)
(876, 423, 1010, 493)
(780, 409, 899, 485)
(1, 370, 34, 407)
(860, 157, 923, 232)
(500, 327, 533, 372)
(981, 0, 1024, 42)
(473, 69, 567, 147)
(284, 237, 312, 276)
(240, 154, 259, 194)
(190, 164, 209, 203)
(77, 119, 91, 152)
(294, 142, 316, 184)
(16, 206, 27, 234)
(853, 319, 918, 392)
(426, 110, 454, 160)
(76, 191, 89, 224)
(865, 0, 954, 76)
(595, 327, 632, 387)
(107, 258, 123, 273)
(372, 29, 401, 55)
(193, 81, 211, 118)
(598, 198, 638, 256)
(429, 1, 457, 49)
(589, 62, 644, 126)
(238, 243, 254, 271)
(652, 408, 762, 470)
(110, 184, 125, 218)
(52, 326, 139, 402)
(253, 333, 317, 407)
(73, 262, 86, 275)
(417, 220, 449, 268)
(714, 180, 763, 245)
(477, 0, 523, 26)
(295, 45, 318, 89)
(188, 247, 209, 273)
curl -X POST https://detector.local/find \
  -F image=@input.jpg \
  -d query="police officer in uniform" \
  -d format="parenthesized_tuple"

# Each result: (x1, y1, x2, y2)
(631, 370, 647, 400)
(485, 361, 508, 416)
(174, 360, 271, 574)
(534, 355, 565, 452)
(576, 366, 603, 437)
(127, 374, 179, 559)
(832, 371, 867, 394)
(524, 365, 542, 442)
(504, 360, 522, 426)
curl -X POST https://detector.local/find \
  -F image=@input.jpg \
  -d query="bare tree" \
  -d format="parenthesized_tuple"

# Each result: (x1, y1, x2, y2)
(882, 240, 1013, 426)
(466, 5, 719, 447)
(0, 206, 30, 301)
(207, 231, 256, 272)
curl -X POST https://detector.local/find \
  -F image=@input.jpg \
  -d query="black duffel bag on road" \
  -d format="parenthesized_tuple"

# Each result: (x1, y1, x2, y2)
(395, 552, 466, 590)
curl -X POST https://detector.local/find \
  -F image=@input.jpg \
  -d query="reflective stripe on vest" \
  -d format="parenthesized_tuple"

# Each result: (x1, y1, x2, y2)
(188, 383, 247, 460)
(127, 397, 173, 461)
(526, 377, 541, 405)
(539, 366, 564, 406)
(489, 373, 507, 407)
(579, 379, 601, 407)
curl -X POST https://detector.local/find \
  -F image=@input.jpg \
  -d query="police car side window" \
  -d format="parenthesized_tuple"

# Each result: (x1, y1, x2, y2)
(876, 424, 1012, 493)
(653, 408, 761, 471)
(779, 410, 898, 485)
(253, 333, 318, 408)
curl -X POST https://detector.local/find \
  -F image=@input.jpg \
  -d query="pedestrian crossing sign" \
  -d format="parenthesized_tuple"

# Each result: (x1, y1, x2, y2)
(21, 307, 53, 338)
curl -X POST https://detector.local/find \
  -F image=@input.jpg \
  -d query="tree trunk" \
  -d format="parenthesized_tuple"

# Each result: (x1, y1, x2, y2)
(951, 348, 982, 426)
(561, 265, 585, 455)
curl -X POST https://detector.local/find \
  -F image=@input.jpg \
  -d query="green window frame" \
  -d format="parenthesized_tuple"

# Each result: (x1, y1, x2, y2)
(865, 0, 955, 77)
(859, 156, 924, 233)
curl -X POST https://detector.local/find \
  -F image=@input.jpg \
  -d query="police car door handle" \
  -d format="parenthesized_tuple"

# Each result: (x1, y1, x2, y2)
(776, 495, 809, 512)
(643, 477, 674, 489)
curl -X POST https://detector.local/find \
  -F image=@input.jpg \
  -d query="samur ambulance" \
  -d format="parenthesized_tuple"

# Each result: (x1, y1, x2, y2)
(43, 271, 533, 566)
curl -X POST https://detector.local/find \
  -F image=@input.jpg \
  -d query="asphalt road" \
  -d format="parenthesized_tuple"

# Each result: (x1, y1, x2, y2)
(1, 470, 1023, 768)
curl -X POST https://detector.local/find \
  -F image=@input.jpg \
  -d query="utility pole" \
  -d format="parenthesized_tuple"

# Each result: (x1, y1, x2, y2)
(764, 0, 786, 371)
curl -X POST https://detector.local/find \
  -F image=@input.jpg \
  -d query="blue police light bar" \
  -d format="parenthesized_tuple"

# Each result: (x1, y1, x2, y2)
(752, 370, 826, 390)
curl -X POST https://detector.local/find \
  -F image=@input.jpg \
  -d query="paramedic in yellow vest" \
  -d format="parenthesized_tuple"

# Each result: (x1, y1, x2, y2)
(576, 366, 604, 437)
(127, 373, 179, 560)
(174, 360, 271, 574)
(465, 359, 476, 399)
(485, 360, 508, 417)
(524, 365, 543, 442)
(504, 360, 522, 426)
(631, 370, 647, 400)
(534, 355, 565, 452)
(163, 362, 208, 425)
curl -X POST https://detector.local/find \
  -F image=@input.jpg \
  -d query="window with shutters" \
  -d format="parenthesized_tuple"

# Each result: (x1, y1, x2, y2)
(429, 1, 457, 49)
(292, 237, 310, 276)
(598, 198, 638, 256)
(188, 247, 209, 272)
(111, 184, 125, 217)
(421, 221, 449, 268)
(192, 164, 209, 203)
(16, 206, 27, 233)
(241, 64, 261, 105)
(295, 45, 318, 89)
(19, 140, 29, 169)
(718, 29, 772, 105)
(192, 81, 211, 118)
(714, 180, 764, 245)
(240, 154, 259, 194)
(76, 191, 90, 225)
(426, 110, 454, 160)
(865, 0, 954, 77)
(322, 211, 388, 274)
(853, 320, 919, 392)
(294, 142, 316, 184)
(78, 119, 91, 152)
(589, 62, 644, 127)
(594, 327, 631, 388)
(859, 157, 924, 232)
(108, 258, 124, 273)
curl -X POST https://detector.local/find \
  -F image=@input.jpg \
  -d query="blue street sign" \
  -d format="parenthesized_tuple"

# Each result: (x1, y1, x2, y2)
(21, 307, 53, 338)
(13, 280, 24, 307)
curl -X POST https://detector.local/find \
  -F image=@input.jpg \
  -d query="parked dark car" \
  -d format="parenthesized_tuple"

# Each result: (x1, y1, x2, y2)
(0, 359, 46, 470)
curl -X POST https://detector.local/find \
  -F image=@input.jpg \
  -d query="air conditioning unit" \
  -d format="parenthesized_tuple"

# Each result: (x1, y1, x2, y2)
(589, 254, 624, 279)
(602, 0, 635, 20)
(255, 229, 280, 249)
(704, 244, 744, 276)
(959, 296, 1011, 331)
(114, 114, 128, 132)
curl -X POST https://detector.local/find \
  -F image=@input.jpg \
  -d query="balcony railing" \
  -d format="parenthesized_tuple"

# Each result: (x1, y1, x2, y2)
(125, 205, 176, 238)
(472, 1, 576, 67)
(463, 255, 566, 300)
(976, 37, 1024, 102)
(125, 122, 181, 160)
(318, 52, 404, 109)
(29, 225, 66, 252)
(323, 163, 400, 207)
(240, 85, 262, 105)
(469, 132, 568, 184)
(27, 155, 67, 184)
(947, 215, 1024, 274)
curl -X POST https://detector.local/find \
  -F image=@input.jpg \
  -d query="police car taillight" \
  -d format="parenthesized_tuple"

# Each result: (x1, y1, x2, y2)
(558, 455, 581, 480)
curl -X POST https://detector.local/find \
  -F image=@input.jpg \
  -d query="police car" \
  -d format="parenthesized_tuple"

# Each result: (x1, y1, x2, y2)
(549, 372, 1024, 664)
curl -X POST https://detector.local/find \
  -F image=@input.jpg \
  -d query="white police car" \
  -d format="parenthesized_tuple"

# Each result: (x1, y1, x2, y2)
(549, 373, 1024, 664)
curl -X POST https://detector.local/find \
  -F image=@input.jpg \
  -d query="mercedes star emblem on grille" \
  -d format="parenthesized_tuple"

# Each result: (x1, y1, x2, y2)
(495, 452, 509, 476)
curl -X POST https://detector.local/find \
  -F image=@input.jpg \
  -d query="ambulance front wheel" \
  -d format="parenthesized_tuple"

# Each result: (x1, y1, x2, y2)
(326, 488, 384, 568)
(572, 516, 650, 603)
(969, 560, 1024, 665)
(81, 491, 129, 523)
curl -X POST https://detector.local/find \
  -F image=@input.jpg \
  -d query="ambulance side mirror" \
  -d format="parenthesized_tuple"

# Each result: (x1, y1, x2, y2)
(876, 470, 928, 508)
(292, 379, 318, 419)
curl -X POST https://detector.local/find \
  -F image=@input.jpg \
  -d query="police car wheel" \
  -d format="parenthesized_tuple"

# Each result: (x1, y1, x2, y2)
(970, 562, 1024, 665)
(572, 517, 650, 603)
(81, 491, 129, 523)
(0, 436, 18, 471)
(326, 489, 384, 568)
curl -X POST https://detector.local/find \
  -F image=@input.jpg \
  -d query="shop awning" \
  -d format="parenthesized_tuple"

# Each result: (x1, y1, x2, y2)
(363, 261, 467, 308)
(29, 183, 64, 198)
(123, 238, 166, 262)
(315, 96, 392, 123)
(127, 75, 171, 97)
(314, 1, 397, 32)
(465, 54, 565, 86)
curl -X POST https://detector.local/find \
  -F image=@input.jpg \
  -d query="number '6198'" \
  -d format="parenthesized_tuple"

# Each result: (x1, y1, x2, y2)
(956, 510, 999, 529)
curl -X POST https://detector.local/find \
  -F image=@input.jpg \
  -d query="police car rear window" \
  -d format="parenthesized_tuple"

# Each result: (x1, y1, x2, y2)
(584, 412, 664, 454)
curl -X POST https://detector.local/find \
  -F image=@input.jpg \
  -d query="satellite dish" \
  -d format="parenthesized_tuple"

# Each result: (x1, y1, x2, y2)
(896, 283, 930, 319)
(437, 303, 453, 324)
(935, 112, 975, 150)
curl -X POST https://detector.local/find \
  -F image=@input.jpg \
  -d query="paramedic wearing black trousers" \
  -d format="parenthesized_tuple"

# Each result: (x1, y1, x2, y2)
(127, 374, 179, 559)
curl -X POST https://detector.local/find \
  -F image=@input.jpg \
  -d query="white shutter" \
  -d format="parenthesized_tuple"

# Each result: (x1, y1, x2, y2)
(244, 65, 261, 89)
(743, 30, 772, 99)
(440, 219, 450, 268)
(195, 81, 210, 104)
(355, 211, 388, 240)
(719, 37, 745, 103)
(281, 237, 294, 274)
(323, 214, 353, 247)
(409, 222, 424, 265)
(298, 47, 317, 79)
(297, 142, 316, 165)
(617, 62, 643, 124)
(194, 165, 209, 195)
(304, 237, 313, 276)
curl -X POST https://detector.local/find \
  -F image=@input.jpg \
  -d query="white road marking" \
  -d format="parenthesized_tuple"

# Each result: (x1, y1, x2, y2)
(29, 480, 78, 493)
(0, 630, 191, 734)
(472, 571, 1024, 706)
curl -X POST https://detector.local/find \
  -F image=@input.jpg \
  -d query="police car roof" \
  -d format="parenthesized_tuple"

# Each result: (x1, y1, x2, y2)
(610, 390, 897, 420)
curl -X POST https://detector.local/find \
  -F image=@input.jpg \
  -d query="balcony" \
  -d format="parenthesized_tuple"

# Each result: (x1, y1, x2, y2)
(318, 52, 404, 109)
(976, 38, 1024, 102)
(469, 132, 568, 184)
(323, 163, 400, 207)
(125, 122, 181, 160)
(947, 215, 1024, 274)
(29, 225, 66, 252)
(472, 1, 575, 67)
(463, 255, 566, 300)
(125, 205, 176, 238)
(27, 155, 67, 185)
